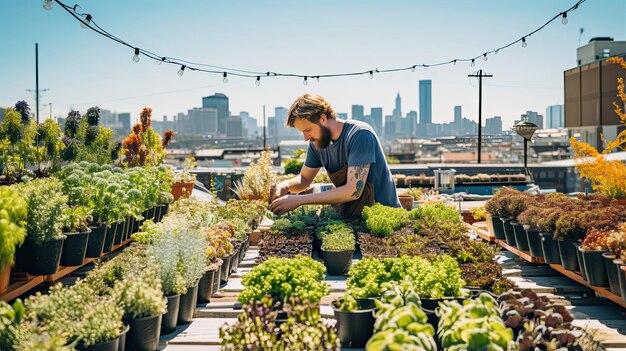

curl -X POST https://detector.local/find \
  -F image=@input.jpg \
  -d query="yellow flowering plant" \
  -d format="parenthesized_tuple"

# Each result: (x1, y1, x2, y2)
(570, 57, 626, 198)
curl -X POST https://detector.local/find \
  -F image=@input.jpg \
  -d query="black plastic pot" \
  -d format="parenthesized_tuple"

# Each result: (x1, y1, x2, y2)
(220, 255, 233, 284)
(128, 217, 136, 240)
(125, 314, 162, 351)
(490, 215, 506, 240)
(616, 261, 626, 303)
(581, 248, 609, 287)
(526, 229, 544, 258)
(60, 229, 91, 266)
(322, 250, 354, 276)
(162, 203, 170, 218)
(604, 253, 621, 296)
(197, 268, 218, 303)
(103, 223, 117, 253)
(511, 221, 530, 251)
(22, 237, 65, 276)
(113, 220, 125, 245)
(161, 294, 180, 335)
(132, 215, 140, 234)
(501, 218, 517, 247)
(118, 324, 129, 351)
(85, 224, 107, 258)
(557, 237, 579, 271)
(540, 232, 561, 264)
(230, 245, 241, 274)
(154, 205, 162, 223)
(79, 337, 119, 351)
(238, 239, 248, 264)
(331, 298, 377, 348)
(212, 263, 222, 295)
(313, 237, 323, 258)
(177, 284, 199, 325)
(574, 244, 587, 281)
(421, 296, 469, 311)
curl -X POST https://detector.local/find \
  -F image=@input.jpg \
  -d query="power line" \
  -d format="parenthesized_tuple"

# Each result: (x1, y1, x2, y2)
(43, 0, 587, 84)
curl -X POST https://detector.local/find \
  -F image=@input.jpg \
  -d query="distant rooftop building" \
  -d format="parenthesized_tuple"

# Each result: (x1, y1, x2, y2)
(521, 111, 544, 130)
(545, 105, 564, 129)
(419, 80, 432, 125)
(577, 37, 626, 66)
(202, 93, 229, 135)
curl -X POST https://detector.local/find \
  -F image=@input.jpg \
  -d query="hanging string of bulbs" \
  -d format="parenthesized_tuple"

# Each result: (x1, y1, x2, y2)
(43, 0, 586, 86)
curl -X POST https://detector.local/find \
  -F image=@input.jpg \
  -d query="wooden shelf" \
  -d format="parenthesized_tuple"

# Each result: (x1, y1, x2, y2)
(471, 222, 495, 243)
(549, 264, 626, 309)
(496, 239, 545, 264)
(0, 276, 45, 302)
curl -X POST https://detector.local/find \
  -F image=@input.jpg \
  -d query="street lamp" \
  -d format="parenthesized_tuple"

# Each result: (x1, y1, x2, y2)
(513, 121, 538, 176)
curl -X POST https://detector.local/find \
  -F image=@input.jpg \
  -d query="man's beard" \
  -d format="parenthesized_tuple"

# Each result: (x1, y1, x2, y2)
(313, 125, 332, 149)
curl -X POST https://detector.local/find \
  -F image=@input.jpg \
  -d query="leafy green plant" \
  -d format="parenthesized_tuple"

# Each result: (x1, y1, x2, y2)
(362, 203, 409, 237)
(0, 299, 25, 350)
(409, 202, 462, 231)
(233, 149, 276, 202)
(112, 271, 167, 319)
(0, 186, 27, 272)
(239, 256, 329, 304)
(283, 148, 305, 175)
(146, 229, 187, 296)
(0, 105, 38, 184)
(61, 206, 92, 233)
(18, 178, 68, 244)
(173, 156, 197, 183)
(321, 224, 355, 251)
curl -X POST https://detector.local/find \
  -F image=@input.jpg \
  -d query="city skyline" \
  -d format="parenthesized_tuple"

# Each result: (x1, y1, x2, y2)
(1, 1, 624, 129)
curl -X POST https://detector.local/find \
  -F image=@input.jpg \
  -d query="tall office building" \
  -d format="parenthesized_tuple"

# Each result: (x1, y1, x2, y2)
(393, 93, 402, 118)
(352, 105, 364, 122)
(419, 80, 432, 124)
(521, 111, 544, 129)
(370, 107, 383, 136)
(226, 115, 244, 138)
(118, 113, 131, 131)
(454, 106, 462, 125)
(545, 105, 564, 129)
(202, 93, 229, 135)
(485, 116, 503, 135)
(188, 107, 218, 136)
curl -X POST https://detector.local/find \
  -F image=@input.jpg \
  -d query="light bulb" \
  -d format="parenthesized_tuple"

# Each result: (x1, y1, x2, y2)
(303, 76, 308, 85)
(453, 60, 457, 65)
(133, 48, 140, 63)
(495, 49, 499, 54)
(522, 38, 527, 48)
(316, 76, 320, 83)
(471, 59, 475, 67)
(369, 70, 373, 79)
(411, 65, 416, 72)
(561, 12, 568, 24)
(223, 72, 228, 83)
(178, 65, 186, 77)
(157, 57, 165, 65)
(255, 76, 260, 86)
(483, 53, 488, 61)
(80, 14, 91, 29)
(43, 0, 53, 11)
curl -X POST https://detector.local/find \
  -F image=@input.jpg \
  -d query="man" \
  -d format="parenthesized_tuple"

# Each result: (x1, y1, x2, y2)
(270, 94, 400, 218)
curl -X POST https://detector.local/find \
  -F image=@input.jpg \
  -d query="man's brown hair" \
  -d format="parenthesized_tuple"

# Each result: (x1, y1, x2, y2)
(286, 94, 337, 127)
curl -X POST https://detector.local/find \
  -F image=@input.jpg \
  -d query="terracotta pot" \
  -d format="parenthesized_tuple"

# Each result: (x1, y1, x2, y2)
(0, 264, 10, 295)
(171, 182, 194, 201)
(398, 195, 414, 210)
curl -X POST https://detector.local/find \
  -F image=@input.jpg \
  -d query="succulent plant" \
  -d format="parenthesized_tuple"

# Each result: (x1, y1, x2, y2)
(321, 225, 355, 252)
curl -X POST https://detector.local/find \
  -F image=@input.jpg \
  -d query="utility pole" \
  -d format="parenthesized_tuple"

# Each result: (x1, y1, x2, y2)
(467, 69, 493, 164)
(36, 43, 39, 123)
(262, 105, 267, 149)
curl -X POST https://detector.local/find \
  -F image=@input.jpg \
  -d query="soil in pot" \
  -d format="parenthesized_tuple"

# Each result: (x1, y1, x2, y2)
(161, 294, 181, 335)
(557, 237, 579, 271)
(322, 250, 354, 276)
(540, 232, 561, 264)
(197, 268, 218, 304)
(125, 313, 162, 351)
(501, 218, 517, 247)
(581, 249, 609, 287)
(177, 284, 199, 325)
(511, 221, 530, 251)
(490, 215, 506, 240)
(102, 223, 117, 253)
(574, 244, 587, 282)
(526, 229, 544, 258)
(604, 253, 621, 296)
(23, 237, 65, 276)
(60, 229, 91, 266)
(332, 298, 377, 348)
(85, 224, 107, 258)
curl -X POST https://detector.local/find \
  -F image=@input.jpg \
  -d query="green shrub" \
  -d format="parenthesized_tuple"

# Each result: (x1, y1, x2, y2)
(362, 204, 409, 237)
(321, 224, 355, 251)
(239, 256, 329, 304)
(112, 272, 167, 319)
(0, 186, 27, 271)
(18, 178, 68, 244)
(61, 206, 92, 233)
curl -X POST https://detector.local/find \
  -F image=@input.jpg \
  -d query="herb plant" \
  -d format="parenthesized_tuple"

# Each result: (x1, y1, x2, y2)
(0, 186, 27, 271)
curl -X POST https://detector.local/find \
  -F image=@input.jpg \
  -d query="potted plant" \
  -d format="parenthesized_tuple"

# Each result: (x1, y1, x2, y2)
(16, 178, 68, 276)
(233, 149, 276, 203)
(606, 228, 626, 296)
(172, 156, 197, 201)
(331, 293, 377, 348)
(553, 210, 585, 271)
(484, 187, 521, 241)
(121, 108, 174, 168)
(176, 230, 209, 326)
(535, 207, 565, 264)
(59, 206, 93, 267)
(518, 207, 544, 258)
(321, 224, 355, 276)
(580, 228, 611, 287)
(0, 186, 27, 295)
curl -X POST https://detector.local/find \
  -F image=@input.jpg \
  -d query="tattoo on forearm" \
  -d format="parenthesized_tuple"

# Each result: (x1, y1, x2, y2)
(350, 164, 370, 198)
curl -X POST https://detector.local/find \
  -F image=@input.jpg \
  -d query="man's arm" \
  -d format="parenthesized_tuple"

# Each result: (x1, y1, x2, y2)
(270, 163, 370, 214)
(274, 166, 320, 197)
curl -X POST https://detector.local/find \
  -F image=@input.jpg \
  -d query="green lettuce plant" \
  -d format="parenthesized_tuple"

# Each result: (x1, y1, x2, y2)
(0, 186, 27, 271)
(362, 204, 409, 237)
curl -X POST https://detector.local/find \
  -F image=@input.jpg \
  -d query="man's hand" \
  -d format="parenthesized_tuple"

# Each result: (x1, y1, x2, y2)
(269, 195, 302, 215)
(271, 182, 291, 202)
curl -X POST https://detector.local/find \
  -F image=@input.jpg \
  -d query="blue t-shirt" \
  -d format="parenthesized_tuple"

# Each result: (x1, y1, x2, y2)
(304, 120, 401, 208)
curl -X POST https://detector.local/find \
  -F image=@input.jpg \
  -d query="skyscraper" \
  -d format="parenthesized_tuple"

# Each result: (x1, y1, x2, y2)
(202, 93, 229, 135)
(521, 111, 544, 129)
(393, 93, 402, 119)
(275, 107, 288, 137)
(545, 105, 564, 129)
(485, 116, 503, 135)
(370, 107, 383, 136)
(454, 106, 462, 126)
(419, 80, 432, 124)
(352, 105, 364, 122)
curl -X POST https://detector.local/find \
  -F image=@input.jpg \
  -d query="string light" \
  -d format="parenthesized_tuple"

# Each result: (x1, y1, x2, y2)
(316, 76, 320, 83)
(79, 14, 91, 28)
(48, 0, 587, 81)
(303, 76, 308, 85)
(177, 65, 185, 77)
(222, 72, 228, 83)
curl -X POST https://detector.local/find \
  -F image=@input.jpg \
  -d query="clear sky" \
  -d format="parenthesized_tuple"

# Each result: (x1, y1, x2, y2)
(1, 0, 625, 129)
